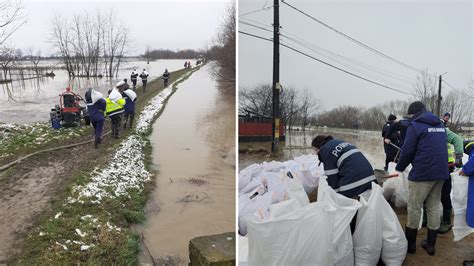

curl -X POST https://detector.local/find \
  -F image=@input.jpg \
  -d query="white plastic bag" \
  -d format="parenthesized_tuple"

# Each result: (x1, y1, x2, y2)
(108, 88, 122, 102)
(452, 171, 474, 241)
(239, 164, 263, 191)
(353, 183, 384, 266)
(383, 163, 410, 208)
(318, 176, 361, 266)
(238, 192, 272, 236)
(247, 202, 335, 266)
(379, 185, 408, 265)
(239, 236, 249, 266)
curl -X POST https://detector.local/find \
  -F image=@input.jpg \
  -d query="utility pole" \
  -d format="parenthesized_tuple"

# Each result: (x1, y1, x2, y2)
(436, 74, 442, 117)
(271, 0, 280, 154)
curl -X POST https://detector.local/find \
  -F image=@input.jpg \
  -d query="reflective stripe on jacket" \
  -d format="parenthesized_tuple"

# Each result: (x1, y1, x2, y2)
(105, 98, 125, 117)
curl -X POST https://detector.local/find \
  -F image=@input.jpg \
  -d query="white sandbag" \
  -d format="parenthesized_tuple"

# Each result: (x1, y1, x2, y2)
(108, 88, 122, 102)
(452, 171, 474, 241)
(123, 89, 137, 101)
(261, 160, 285, 172)
(239, 236, 249, 266)
(240, 179, 263, 194)
(239, 164, 263, 191)
(318, 176, 361, 266)
(269, 198, 302, 219)
(238, 192, 272, 236)
(247, 202, 336, 266)
(353, 183, 384, 266)
(91, 89, 104, 105)
(294, 155, 323, 193)
(379, 185, 408, 265)
(383, 163, 410, 208)
(286, 174, 310, 207)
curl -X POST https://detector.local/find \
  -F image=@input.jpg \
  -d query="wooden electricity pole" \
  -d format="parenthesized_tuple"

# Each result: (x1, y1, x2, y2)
(271, 0, 281, 154)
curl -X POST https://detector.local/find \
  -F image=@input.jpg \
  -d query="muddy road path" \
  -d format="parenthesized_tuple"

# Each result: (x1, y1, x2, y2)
(138, 64, 235, 265)
(0, 132, 114, 263)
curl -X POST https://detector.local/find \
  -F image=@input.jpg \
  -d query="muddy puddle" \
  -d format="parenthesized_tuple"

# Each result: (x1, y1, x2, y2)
(239, 128, 386, 170)
(139, 64, 235, 265)
(0, 59, 188, 124)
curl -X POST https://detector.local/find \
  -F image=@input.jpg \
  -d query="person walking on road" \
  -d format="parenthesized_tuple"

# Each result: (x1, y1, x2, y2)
(85, 88, 106, 148)
(311, 135, 377, 199)
(162, 69, 170, 87)
(122, 87, 137, 129)
(139, 69, 149, 91)
(130, 68, 139, 89)
(106, 81, 126, 139)
(394, 101, 448, 256)
(382, 114, 401, 170)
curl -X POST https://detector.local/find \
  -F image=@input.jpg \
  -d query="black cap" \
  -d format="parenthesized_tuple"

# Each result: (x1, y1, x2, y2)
(407, 101, 426, 115)
(443, 112, 451, 117)
(388, 114, 397, 121)
(311, 135, 334, 149)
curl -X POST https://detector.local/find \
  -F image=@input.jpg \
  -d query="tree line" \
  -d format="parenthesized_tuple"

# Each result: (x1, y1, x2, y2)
(240, 70, 473, 133)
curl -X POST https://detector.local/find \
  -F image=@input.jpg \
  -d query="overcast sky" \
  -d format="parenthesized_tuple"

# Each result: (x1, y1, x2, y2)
(239, 0, 473, 110)
(9, 0, 231, 56)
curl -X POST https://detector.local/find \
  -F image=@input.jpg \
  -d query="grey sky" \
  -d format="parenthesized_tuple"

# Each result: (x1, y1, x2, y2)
(239, 0, 473, 110)
(9, 0, 231, 56)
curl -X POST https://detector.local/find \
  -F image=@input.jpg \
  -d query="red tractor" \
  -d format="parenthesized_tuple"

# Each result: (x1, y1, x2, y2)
(50, 87, 90, 128)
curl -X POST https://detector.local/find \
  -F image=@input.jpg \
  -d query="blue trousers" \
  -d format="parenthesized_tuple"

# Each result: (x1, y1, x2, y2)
(92, 119, 104, 143)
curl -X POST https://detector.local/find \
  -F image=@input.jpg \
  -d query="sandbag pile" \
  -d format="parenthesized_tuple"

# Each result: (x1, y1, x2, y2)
(239, 156, 408, 266)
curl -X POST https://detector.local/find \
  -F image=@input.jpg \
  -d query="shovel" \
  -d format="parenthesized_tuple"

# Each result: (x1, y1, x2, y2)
(374, 169, 399, 183)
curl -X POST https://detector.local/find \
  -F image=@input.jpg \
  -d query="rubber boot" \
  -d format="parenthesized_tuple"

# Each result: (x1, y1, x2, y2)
(438, 209, 453, 234)
(421, 229, 437, 256)
(405, 226, 417, 254)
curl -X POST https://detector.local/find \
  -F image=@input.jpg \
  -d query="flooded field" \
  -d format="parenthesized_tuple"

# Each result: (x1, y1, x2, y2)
(239, 128, 386, 171)
(139, 64, 235, 264)
(0, 59, 189, 124)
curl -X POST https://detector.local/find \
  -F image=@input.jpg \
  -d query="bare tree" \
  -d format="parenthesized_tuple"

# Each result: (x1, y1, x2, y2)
(442, 89, 472, 132)
(414, 69, 437, 112)
(25, 47, 41, 75)
(0, 0, 27, 46)
(0, 46, 18, 80)
(50, 9, 128, 78)
(296, 89, 322, 130)
(210, 2, 235, 84)
(239, 84, 272, 117)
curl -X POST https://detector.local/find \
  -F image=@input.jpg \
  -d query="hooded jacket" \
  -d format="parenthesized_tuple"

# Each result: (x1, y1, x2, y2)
(319, 139, 376, 198)
(395, 110, 449, 182)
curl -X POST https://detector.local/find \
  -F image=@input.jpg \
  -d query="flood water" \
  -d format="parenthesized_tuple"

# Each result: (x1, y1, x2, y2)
(0, 59, 189, 124)
(140, 64, 235, 264)
(239, 128, 386, 171)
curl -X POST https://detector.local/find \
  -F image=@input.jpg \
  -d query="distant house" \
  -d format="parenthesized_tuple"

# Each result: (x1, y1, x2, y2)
(239, 109, 285, 142)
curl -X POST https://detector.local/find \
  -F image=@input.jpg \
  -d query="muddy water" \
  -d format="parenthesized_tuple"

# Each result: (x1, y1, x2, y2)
(140, 64, 235, 264)
(239, 128, 386, 170)
(0, 59, 188, 124)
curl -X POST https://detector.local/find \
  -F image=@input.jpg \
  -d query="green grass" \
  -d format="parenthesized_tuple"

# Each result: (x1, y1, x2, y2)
(9, 65, 204, 265)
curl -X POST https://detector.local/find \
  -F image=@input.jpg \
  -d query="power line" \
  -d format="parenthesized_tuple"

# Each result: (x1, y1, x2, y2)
(239, 5, 273, 17)
(239, 20, 273, 33)
(239, 30, 415, 96)
(280, 33, 417, 88)
(280, 0, 435, 77)
(241, 18, 419, 85)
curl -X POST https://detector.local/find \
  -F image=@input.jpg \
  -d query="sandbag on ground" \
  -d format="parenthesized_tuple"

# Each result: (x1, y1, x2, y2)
(247, 201, 336, 266)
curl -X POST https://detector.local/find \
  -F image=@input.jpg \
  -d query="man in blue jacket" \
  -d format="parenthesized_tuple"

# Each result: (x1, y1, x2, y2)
(395, 101, 448, 256)
(85, 88, 106, 148)
(312, 135, 376, 199)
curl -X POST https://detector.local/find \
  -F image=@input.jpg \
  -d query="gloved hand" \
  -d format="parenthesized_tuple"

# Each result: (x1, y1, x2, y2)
(455, 153, 463, 168)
